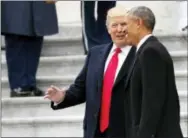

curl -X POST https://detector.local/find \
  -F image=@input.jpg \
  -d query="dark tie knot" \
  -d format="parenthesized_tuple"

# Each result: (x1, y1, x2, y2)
(115, 48, 122, 54)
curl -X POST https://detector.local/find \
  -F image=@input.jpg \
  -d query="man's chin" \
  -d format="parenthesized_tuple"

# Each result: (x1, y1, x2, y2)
(115, 41, 127, 47)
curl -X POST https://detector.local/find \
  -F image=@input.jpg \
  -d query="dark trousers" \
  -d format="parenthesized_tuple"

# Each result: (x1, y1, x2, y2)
(81, 1, 116, 54)
(4, 34, 43, 90)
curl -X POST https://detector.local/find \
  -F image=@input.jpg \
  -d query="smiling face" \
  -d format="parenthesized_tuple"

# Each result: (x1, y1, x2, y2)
(124, 6, 156, 46)
(107, 16, 128, 47)
(106, 6, 130, 47)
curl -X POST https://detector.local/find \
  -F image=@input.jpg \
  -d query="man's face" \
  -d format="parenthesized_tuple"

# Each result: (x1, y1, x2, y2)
(124, 15, 139, 45)
(107, 16, 129, 47)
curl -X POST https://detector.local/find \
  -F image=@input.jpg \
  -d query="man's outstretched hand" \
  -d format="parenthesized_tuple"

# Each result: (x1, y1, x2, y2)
(44, 85, 66, 104)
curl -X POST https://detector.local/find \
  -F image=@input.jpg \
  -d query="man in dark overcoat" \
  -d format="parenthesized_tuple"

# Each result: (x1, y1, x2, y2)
(1, 1, 58, 97)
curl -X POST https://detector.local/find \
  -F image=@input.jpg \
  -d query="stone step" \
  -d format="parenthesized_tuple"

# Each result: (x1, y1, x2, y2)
(1, 75, 74, 97)
(1, 70, 187, 97)
(2, 112, 187, 137)
(157, 34, 187, 52)
(2, 97, 85, 118)
(2, 116, 83, 137)
(1, 51, 187, 78)
(41, 37, 84, 56)
(1, 55, 85, 78)
(1, 26, 85, 56)
(1, 90, 187, 118)
(1, 26, 187, 57)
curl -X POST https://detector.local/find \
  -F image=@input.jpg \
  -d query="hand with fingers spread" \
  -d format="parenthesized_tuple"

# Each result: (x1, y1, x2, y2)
(44, 85, 66, 103)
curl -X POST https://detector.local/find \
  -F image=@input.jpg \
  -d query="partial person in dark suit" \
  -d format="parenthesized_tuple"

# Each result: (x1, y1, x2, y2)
(1, 1, 58, 97)
(45, 7, 136, 138)
(81, 1, 116, 54)
(123, 6, 183, 138)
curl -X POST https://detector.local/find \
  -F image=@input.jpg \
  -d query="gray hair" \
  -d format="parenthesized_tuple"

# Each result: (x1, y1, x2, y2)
(127, 6, 156, 31)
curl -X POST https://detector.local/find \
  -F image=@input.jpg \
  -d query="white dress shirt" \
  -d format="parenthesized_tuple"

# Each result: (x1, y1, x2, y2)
(104, 44, 132, 83)
(136, 34, 152, 52)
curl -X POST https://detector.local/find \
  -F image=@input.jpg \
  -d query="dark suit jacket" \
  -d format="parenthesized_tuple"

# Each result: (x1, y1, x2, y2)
(1, 1, 58, 36)
(51, 43, 136, 138)
(124, 36, 183, 138)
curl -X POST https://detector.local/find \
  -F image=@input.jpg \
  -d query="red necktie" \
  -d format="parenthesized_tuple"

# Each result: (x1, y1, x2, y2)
(100, 48, 122, 132)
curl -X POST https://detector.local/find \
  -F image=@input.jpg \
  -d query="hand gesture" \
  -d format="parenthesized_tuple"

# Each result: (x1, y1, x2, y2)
(44, 85, 66, 103)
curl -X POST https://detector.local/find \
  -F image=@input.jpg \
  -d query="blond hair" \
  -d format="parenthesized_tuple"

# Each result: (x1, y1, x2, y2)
(106, 6, 128, 27)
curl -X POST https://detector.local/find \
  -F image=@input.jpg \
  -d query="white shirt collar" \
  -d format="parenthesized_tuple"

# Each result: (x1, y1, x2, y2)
(111, 44, 132, 55)
(136, 34, 152, 52)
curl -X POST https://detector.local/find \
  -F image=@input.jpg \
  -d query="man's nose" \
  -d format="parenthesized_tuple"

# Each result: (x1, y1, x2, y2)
(117, 24, 123, 32)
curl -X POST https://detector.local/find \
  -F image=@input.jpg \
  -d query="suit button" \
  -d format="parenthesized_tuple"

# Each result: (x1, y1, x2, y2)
(151, 134, 155, 138)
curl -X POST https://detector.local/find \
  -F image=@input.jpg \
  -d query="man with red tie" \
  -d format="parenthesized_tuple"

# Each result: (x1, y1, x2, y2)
(45, 7, 136, 138)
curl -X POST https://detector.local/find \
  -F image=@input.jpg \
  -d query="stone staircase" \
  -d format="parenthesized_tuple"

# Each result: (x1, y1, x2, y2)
(1, 1, 187, 137)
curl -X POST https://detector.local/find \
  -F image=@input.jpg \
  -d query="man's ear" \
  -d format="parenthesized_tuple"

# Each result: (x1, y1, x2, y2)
(137, 18, 143, 28)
